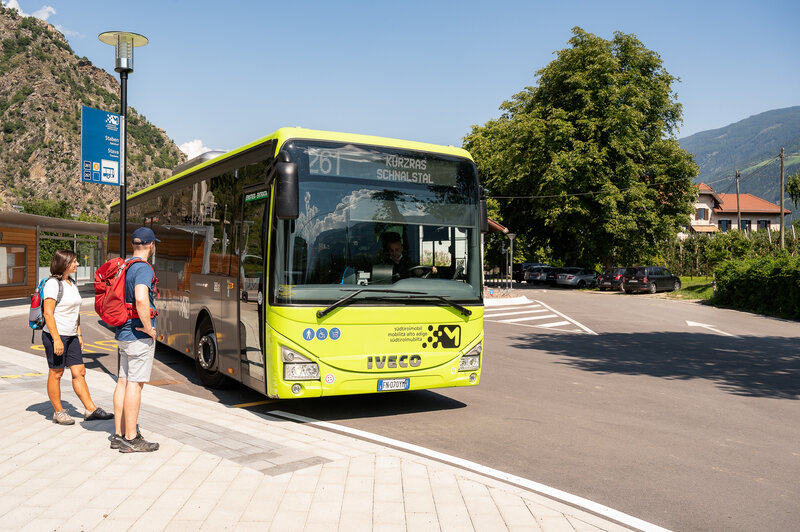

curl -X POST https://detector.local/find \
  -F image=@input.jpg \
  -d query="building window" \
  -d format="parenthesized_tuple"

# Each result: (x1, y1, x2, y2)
(740, 219, 751, 231)
(758, 220, 769, 230)
(696, 208, 707, 220)
(719, 219, 731, 232)
(0, 245, 27, 286)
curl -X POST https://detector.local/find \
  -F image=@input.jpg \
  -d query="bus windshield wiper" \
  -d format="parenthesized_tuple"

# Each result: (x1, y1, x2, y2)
(401, 294, 472, 317)
(317, 290, 472, 318)
(316, 288, 425, 318)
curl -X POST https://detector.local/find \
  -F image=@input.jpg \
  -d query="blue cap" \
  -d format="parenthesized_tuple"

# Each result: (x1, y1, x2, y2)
(131, 227, 160, 244)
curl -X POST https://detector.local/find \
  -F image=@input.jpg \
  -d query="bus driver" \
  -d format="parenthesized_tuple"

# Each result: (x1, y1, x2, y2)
(381, 232, 436, 280)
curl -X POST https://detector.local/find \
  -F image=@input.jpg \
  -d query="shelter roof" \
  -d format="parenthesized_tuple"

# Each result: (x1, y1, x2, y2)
(0, 211, 107, 236)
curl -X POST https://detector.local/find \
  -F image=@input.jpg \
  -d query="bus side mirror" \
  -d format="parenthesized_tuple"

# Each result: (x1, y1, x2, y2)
(275, 162, 299, 220)
(480, 198, 489, 233)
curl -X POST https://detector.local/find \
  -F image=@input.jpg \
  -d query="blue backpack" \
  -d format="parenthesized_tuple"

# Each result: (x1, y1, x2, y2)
(28, 276, 64, 342)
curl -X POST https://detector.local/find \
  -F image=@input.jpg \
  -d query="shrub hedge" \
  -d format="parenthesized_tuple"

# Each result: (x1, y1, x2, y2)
(714, 254, 800, 320)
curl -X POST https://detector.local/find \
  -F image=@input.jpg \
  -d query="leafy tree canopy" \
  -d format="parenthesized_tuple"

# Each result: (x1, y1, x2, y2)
(464, 27, 698, 267)
(787, 171, 800, 206)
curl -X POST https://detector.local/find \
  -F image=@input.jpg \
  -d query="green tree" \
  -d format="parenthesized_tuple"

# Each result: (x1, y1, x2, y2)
(464, 28, 698, 268)
(787, 171, 800, 206)
(19, 198, 72, 218)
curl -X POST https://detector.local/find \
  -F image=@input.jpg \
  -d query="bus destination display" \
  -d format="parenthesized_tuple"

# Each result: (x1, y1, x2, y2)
(307, 146, 457, 186)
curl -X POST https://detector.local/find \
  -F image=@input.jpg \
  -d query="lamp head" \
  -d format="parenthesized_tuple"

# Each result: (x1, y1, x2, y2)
(98, 31, 148, 73)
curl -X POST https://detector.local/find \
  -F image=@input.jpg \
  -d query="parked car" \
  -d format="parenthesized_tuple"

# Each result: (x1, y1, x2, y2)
(545, 267, 564, 287)
(556, 267, 600, 288)
(525, 265, 552, 284)
(512, 262, 544, 282)
(598, 267, 627, 291)
(622, 266, 681, 294)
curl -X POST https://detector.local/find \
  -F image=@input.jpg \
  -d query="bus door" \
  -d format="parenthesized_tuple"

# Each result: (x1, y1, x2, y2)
(238, 184, 269, 389)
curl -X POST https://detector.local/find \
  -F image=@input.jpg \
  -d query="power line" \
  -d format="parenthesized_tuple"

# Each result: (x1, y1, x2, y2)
(486, 152, 797, 201)
(489, 175, 728, 200)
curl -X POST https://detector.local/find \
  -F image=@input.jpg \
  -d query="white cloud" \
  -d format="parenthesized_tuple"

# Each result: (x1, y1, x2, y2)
(54, 25, 82, 38)
(2, 1, 56, 21)
(1, 0, 24, 13)
(31, 5, 54, 20)
(179, 139, 216, 160)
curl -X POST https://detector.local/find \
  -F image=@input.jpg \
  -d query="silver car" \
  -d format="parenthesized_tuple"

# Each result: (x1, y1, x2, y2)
(524, 265, 552, 284)
(556, 267, 599, 288)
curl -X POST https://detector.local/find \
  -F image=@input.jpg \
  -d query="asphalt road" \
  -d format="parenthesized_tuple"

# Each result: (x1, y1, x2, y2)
(9, 286, 799, 531)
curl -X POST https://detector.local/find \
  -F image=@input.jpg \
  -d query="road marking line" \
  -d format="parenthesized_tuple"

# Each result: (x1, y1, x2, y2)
(233, 400, 276, 408)
(685, 320, 739, 338)
(268, 410, 670, 532)
(1, 372, 44, 379)
(485, 303, 543, 309)
(81, 343, 119, 352)
(537, 321, 572, 328)
(501, 314, 559, 323)
(499, 321, 585, 333)
(533, 299, 597, 335)
(485, 308, 547, 318)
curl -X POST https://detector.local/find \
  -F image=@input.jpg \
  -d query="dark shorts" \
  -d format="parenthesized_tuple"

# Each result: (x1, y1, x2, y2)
(43, 332, 83, 369)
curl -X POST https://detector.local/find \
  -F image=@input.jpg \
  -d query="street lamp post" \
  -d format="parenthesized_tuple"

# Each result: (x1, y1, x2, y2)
(507, 232, 516, 290)
(98, 31, 148, 259)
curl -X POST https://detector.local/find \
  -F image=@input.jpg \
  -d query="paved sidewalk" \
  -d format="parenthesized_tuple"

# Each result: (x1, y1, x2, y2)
(0, 341, 651, 531)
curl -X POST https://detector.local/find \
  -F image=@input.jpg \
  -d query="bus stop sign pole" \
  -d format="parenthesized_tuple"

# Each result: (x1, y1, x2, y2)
(98, 31, 148, 259)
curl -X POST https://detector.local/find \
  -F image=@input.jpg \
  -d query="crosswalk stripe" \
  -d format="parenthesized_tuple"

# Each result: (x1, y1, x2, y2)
(536, 321, 571, 328)
(484, 298, 597, 335)
(501, 314, 559, 323)
(485, 301, 542, 312)
(485, 308, 547, 318)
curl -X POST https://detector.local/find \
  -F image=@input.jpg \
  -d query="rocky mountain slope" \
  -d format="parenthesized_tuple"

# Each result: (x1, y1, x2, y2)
(0, 5, 185, 219)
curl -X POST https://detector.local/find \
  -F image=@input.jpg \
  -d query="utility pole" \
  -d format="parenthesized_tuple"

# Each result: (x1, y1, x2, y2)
(780, 147, 785, 249)
(735, 170, 742, 232)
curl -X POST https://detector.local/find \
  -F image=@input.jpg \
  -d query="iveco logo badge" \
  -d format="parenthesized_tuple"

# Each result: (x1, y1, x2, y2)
(367, 355, 422, 369)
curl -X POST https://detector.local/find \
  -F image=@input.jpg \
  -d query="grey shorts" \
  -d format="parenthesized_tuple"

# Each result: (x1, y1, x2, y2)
(118, 338, 155, 383)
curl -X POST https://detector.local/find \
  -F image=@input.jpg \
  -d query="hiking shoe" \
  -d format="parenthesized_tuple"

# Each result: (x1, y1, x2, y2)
(118, 434, 159, 453)
(53, 409, 75, 425)
(85, 407, 114, 421)
(110, 431, 141, 449)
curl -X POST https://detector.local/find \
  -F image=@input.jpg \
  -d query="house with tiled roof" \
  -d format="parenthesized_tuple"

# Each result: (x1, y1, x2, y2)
(689, 183, 791, 234)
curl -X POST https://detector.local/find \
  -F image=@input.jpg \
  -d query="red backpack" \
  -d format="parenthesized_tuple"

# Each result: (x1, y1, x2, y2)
(94, 258, 159, 327)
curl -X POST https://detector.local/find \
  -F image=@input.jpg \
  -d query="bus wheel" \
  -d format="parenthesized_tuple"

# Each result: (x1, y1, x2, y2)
(195, 320, 229, 388)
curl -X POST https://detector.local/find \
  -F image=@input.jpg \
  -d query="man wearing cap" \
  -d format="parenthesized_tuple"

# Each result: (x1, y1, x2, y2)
(112, 227, 160, 453)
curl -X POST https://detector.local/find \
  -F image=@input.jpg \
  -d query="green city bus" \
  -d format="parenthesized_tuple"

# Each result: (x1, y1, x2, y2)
(108, 128, 486, 398)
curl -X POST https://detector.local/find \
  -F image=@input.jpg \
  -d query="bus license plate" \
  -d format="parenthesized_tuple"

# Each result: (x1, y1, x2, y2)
(377, 378, 410, 391)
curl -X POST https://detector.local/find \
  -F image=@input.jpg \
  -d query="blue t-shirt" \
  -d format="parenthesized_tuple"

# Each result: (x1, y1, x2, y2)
(115, 258, 156, 341)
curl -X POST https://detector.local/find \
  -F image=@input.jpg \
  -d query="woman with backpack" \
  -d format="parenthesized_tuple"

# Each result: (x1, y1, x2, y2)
(43, 249, 113, 425)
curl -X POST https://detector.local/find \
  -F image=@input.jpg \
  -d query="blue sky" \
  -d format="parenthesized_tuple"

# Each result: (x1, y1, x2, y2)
(4, 0, 799, 158)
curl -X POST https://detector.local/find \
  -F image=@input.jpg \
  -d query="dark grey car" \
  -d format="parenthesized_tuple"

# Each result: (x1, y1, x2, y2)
(598, 267, 627, 291)
(622, 266, 681, 294)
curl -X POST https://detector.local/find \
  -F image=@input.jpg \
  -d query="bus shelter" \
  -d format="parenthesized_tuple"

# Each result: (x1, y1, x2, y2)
(0, 211, 107, 300)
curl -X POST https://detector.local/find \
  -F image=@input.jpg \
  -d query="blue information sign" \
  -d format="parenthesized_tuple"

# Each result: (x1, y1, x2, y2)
(81, 106, 123, 186)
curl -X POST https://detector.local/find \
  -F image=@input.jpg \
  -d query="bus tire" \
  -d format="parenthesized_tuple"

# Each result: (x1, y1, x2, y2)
(194, 319, 229, 388)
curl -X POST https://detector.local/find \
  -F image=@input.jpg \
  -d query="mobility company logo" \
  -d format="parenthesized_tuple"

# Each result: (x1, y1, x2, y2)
(422, 325, 461, 349)
(104, 114, 120, 132)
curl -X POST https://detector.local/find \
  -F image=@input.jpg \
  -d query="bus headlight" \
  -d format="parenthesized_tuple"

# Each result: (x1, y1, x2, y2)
(281, 346, 320, 381)
(458, 343, 482, 372)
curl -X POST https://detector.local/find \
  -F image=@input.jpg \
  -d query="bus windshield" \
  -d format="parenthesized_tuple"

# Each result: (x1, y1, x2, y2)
(272, 141, 482, 305)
